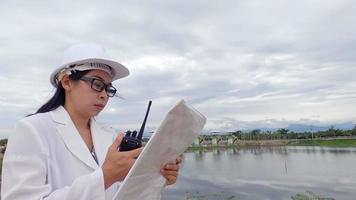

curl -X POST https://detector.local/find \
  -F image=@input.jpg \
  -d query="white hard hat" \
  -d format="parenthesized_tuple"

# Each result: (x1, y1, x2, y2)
(50, 43, 129, 87)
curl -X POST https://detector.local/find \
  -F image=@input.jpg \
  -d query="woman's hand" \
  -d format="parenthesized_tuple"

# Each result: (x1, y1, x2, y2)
(160, 155, 182, 186)
(102, 134, 143, 189)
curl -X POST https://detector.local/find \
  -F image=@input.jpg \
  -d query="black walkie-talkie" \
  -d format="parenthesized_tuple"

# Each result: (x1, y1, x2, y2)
(119, 100, 152, 151)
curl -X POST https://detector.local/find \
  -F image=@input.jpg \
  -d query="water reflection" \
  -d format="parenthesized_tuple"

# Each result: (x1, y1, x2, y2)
(194, 149, 204, 160)
(212, 148, 220, 156)
(226, 147, 239, 155)
(163, 146, 356, 200)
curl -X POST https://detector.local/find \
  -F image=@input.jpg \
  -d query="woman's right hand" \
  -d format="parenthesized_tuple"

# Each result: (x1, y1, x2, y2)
(102, 134, 143, 189)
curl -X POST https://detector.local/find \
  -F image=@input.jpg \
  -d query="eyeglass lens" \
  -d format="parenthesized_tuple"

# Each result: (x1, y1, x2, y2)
(91, 79, 116, 97)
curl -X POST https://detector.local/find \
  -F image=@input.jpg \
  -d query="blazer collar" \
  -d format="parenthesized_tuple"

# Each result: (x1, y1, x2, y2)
(50, 106, 112, 170)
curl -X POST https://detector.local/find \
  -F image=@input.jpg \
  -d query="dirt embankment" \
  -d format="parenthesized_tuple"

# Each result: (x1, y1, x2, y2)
(235, 139, 290, 147)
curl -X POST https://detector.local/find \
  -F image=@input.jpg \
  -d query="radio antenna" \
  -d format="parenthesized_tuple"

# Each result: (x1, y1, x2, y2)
(137, 100, 152, 140)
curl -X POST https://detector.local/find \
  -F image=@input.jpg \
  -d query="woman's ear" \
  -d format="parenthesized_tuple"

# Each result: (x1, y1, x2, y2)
(60, 75, 72, 91)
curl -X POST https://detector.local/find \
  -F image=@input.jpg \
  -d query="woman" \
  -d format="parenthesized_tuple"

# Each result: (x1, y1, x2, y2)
(1, 44, 181, 200)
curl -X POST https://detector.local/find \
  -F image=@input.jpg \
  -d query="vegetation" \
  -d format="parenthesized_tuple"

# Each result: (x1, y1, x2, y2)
(184, 190, 334, 200)
(229, 125, 356, 141)
(189, 126, 356, 149)
(0, 138, 7, 146)
(185, 191, 236, 200)
(291, 191, 334, 200)
(291, 139, 356, 147)
(0, 138, 6, 176)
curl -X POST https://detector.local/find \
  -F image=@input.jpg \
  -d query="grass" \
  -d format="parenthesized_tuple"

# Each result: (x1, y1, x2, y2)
(184, 190, 334, 200)
(291, 191, 334, 200)
(185, 191, 236, 200)
(189, 138, 356, 150)
(187, 145, 239, 151)
(291, 139, 356, 148)
(0, 158, 2, 184)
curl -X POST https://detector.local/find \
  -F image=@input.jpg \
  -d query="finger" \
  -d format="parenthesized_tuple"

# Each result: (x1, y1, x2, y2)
(110, 133, 124, 151)
(161, 168, 178, 178)
(176, 155, 183, 164)
(161, 169, 178, 177)
(163, 175, 177, 185)
(127, 147, 143, 158)
(163, 164, 180, 171)
(160, 168, 178, 186)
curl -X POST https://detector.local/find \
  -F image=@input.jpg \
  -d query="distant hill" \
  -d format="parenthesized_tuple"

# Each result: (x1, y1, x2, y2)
(205, 122, 356, 134)
(287, 122, 355, 133)
(126, 122, 356, 136)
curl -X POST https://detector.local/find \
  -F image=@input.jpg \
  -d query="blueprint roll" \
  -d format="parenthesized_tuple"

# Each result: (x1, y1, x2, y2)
(114, 99, 207, 200)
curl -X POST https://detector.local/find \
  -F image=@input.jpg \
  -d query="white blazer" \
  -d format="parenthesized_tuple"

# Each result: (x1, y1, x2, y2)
(1, 106, 120, 200)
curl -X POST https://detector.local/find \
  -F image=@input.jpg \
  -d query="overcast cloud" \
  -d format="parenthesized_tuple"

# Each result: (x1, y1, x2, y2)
(1, 0, 356, 138)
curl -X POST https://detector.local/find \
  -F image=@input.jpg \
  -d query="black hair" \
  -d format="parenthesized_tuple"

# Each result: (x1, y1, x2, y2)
(29, 70, 91, 116)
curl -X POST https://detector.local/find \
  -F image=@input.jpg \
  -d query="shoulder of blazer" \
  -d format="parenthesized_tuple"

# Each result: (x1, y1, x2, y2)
(19, 112, 54, 132)
(21, 107, 64, 127)
(18, 107, 66, 143)
(22, 111, 50, 122)
(11, 112, 53, 156)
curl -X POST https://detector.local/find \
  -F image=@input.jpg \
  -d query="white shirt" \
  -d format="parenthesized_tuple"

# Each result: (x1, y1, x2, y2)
(1, 106, 120, 200)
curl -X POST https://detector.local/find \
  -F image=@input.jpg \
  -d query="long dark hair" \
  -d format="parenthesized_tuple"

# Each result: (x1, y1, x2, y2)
(30, 70, 90, 115)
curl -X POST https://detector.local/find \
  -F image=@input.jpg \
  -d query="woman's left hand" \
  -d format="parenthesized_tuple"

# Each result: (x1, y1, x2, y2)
(160, 155, 182, 186)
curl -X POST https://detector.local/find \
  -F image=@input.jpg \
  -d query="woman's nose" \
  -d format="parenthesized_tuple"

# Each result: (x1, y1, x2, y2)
(99, 89, 108, 99)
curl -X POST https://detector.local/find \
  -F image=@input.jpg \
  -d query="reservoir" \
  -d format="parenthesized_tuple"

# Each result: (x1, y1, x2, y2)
(162, 146, 356, 200)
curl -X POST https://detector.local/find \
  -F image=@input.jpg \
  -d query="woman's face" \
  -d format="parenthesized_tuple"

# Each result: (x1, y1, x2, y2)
(66, 69, 113, 118)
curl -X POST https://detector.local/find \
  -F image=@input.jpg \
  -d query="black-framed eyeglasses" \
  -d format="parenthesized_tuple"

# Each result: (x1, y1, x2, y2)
(79, 76, 117, 97)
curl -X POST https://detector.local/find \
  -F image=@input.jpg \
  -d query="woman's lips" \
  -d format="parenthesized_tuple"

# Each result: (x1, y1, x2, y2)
(94, 104, 105, 110)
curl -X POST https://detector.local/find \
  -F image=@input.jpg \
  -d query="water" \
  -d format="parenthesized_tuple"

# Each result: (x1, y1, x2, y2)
(162, 146, 356, 200)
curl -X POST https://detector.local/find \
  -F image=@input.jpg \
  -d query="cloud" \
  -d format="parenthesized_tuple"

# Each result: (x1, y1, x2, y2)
(1, 0, 356, 137)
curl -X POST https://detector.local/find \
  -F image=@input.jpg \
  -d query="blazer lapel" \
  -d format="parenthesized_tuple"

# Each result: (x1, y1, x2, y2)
(51, 106, 99, 170)
(90, 118, 113, 166)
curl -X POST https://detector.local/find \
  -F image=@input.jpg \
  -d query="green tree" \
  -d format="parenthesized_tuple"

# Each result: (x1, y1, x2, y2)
(232, 130, 243, 139)
(250, 129, 261, 140)
(0, 138, 8, 146)
(352, 125, 356, 136)
(326, 126, 336, 137)
(277, 128, 289, 139)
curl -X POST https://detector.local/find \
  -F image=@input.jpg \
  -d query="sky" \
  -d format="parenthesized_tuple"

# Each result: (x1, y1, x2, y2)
(1, 0, 356, 138)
